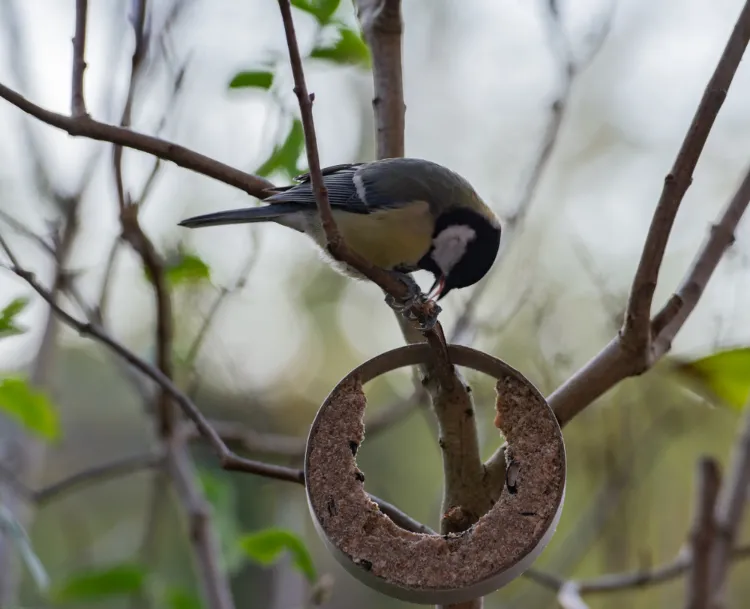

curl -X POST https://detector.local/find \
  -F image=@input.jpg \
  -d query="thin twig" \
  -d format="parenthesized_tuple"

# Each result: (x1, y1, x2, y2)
(276, 0, 443, 328)
(0, 453, 161, 506)
(686, 457, 721, 609)
(449, 0, 615, 348)
(185, 247, 259, 398)
(0, 209, 55, 256)
(0, 193, 82, 604)
(113, 0, 149, 211)
(71, 0, 88, 117)
(528, 544, 750, 596)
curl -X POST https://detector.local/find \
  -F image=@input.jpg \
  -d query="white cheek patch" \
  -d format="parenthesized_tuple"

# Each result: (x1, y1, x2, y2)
(431, 224, 476, 275)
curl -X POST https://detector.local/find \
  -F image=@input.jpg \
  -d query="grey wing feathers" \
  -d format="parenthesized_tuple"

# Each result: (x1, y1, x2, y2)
(263, 163, 400, 214)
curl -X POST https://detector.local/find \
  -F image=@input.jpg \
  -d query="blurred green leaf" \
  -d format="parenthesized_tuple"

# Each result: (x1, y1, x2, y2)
(51, 563, 146, 603)
(673, 347, 750, 409)
(229, 70, 274, 90)
(256, 119, 305, 180)
(165, 586, 204, 609)
(166, 254, 211, 286)
(0, 296, 29, 339)
(291, 0, 340, 24)
(239, 528, 317, 583)
(310, 27, 371, 67)
(0, 377, 59, 440)
(146, 253, 211, 287)
(198, 470, 244, 575)
(0, 503, 50, 592)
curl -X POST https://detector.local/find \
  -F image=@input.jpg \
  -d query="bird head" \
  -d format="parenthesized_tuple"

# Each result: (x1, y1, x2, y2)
(418, 206, 502, 300)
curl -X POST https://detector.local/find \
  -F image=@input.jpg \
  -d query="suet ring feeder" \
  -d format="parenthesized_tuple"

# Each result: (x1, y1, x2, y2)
(304, 343, 566, 605)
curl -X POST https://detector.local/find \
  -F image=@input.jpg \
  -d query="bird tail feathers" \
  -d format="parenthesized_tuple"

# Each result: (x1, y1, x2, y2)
(179, 203, 303, 228)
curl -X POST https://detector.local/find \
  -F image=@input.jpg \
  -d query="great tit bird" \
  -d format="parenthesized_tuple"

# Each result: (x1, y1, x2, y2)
(179, 158, 501, 300)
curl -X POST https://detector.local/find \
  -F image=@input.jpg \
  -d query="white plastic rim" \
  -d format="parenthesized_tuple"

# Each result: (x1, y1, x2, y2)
(304, 343, 567, 605)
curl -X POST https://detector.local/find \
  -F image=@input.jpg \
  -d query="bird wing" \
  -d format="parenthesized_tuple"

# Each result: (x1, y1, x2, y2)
(263, 163, 404, 214)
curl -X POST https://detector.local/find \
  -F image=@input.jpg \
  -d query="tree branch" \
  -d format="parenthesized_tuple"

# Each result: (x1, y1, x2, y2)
(0, 453, 162, 506)
(651, 163, 750, 356)
(623, 0, 750, 355)
(0, 82, 274, 198)
(708, 397, 750, 606)
(354, 0, 404, 159)
(686, 457, 721, 609)
(71, 0, 88, 117)
(527, 544, 750, 596)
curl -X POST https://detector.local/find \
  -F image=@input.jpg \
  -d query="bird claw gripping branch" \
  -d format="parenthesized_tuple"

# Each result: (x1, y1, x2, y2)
(384, 271, 442, 331)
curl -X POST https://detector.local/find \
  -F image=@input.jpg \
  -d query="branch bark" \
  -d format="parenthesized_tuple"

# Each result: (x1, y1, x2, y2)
(71, 0, 88, 117)
(686, 457, 721, 609)
(527, 544, 750, 596)
(708, 399, 750, 607)
(355, 0, 404, 159)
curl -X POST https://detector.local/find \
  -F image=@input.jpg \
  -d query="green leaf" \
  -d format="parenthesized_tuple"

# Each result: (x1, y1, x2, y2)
(0, 296, 29, 339)
(165, 254, 211, 286)
(198, 471, 244, 575)
(165, 587, 203, 609)
(0, 377, 60, 440)
(239, 528, 317, 583)
(673, 347, 750, 409)
(256, 119, 305, 180)
(51, 563, 146, 603)
(291, 0, 340, 24)
(229, 71, 274, 90)
(310, 27, 371, 68)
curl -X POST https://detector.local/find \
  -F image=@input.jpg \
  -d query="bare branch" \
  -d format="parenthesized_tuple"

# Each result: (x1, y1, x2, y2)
(651, 164, 750, 355)
(71, 0, 88, 117)
(0, 82, 274, 198)
(119, 206, 176, 434)
(354, 0, 404, 159)
(0, 209, 55, 256)
(450, 0, 616, 347)
(166, 441, 235, 609)
(0, 453, 160, 505)
(113, 0, 150, 210)
(185, 248, 260, 398)
(276, 0, 443, 330)
(623, 0, 750, 354)
(686, 457, 721, 609)
(527, 544, 750, 596)
(709, 398, 750, 606)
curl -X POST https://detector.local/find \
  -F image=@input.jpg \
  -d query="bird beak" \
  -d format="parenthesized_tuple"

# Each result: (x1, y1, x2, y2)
(427, 274, 446, 301)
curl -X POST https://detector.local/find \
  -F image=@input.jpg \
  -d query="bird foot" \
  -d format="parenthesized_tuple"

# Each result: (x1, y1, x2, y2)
(384, 271, 441, 331)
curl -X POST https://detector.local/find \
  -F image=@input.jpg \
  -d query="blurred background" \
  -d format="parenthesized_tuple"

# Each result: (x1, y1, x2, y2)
(1, 0, 750, 607)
